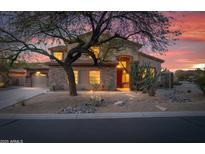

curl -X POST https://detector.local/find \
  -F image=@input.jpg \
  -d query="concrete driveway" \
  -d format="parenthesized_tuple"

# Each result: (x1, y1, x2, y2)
(0, 87, 47, 110)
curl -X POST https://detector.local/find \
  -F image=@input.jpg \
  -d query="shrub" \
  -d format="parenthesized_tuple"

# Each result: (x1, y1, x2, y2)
(194, 73, 205, 95)
(173, 80, 183, 86)
(131, 63, 158, 96)
(91, 84, 100, 91)
(49, 83, 56, 91)
(107, 80, 115, 91)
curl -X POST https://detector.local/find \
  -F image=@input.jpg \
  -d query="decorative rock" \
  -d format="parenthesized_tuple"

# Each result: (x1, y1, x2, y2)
(114, 101, 125, 106)
(155, 105, 167, 111)
(187, 90, 191, 93)
(61, 103, 96, 114)
(125, 94, 136, 98)
(90, 95, 106, 106)
(164, 89, 192, 103)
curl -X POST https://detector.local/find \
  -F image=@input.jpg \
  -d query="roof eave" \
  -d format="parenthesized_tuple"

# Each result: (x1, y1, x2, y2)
(139, 52, 164, 63)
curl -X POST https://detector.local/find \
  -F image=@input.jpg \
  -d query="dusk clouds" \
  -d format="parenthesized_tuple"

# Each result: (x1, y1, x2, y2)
(157, 12, 205, 71)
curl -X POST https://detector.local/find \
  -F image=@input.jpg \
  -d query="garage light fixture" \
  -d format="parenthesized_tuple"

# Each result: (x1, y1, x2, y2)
(35, 71, 41, 76)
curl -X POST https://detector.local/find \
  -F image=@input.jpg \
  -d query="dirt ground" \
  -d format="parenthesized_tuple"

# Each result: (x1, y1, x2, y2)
(0, 81, 204, 113)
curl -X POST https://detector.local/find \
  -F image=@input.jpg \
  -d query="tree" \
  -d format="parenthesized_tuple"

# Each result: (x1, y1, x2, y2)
(0, 11, 180, 96)
(0, 50, 29, 87)
(194, 69, 205, 95)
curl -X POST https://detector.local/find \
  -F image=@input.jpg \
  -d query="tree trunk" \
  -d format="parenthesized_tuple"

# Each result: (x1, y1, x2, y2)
(64, 65, 77, 96)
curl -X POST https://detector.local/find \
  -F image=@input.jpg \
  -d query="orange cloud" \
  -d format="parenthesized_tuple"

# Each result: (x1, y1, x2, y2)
(160, 50, 191, 58)
(158, 47, 205, 72)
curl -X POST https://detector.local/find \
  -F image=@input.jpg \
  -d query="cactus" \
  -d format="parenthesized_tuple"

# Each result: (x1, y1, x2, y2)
(131, 62, 159, 96)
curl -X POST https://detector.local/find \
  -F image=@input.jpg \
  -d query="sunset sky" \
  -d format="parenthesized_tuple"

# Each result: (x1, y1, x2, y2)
(155, 12, 205, 71)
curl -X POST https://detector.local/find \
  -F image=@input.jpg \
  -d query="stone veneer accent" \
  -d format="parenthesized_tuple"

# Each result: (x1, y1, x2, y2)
(101, 67, 116, 90)
(48, 66, 68, 90)
(49, 65, 117, 91)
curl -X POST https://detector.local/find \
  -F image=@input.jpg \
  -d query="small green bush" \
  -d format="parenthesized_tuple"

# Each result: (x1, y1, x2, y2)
(91, 84, 100, 91)
(49, 84, 56, 91)
(107, 80, 115, 91)
(173, 80, 183, 86)
(194, 73, 205, 95)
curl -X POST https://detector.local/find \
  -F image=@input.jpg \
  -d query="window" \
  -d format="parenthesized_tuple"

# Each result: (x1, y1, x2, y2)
(116, 61, 127, 69)
(89, 71, 100, 84)
(122, 70, 129, 83)
(74, 71, 78, 84)
(141, 68, 155, 79)
(53, 51, 63, 60)
(90, 46, 100, 58)
(142, 69, 147, 79)
(150, 68, 156, 78)
(66, 70, 79, 85)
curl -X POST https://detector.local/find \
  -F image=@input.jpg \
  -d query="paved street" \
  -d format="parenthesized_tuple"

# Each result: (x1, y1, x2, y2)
(0, 87, 47, 109)
(0, 116, 205, 142)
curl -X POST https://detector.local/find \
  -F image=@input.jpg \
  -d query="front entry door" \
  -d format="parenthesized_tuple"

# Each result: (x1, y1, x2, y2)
(117, 69, 123, 88)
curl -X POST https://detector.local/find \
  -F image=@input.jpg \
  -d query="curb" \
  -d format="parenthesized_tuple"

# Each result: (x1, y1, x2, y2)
(0, 111, 205, 119)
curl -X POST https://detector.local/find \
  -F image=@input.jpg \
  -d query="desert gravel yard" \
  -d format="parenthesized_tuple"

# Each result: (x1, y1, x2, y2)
(0, 81, 204, 114)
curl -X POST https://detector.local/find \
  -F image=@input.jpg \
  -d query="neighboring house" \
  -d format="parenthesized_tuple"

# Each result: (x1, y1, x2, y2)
(4, 37, 164, 90)
(8, 69, 27, 86)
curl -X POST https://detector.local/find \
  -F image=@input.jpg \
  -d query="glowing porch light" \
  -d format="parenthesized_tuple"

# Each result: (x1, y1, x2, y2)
(35, 71, 41, 76)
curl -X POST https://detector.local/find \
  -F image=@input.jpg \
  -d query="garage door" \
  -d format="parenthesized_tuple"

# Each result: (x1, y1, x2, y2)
(32, 75, 48, 88)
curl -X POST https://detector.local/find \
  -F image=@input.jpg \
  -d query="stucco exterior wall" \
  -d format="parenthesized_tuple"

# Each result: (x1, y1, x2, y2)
(102, 47, 162, 72)
(138, 55, 162, 73)
(105, 47, 139, 62)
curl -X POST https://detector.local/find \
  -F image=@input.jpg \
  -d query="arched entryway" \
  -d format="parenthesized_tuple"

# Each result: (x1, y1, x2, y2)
(116, 56, 132, 90)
